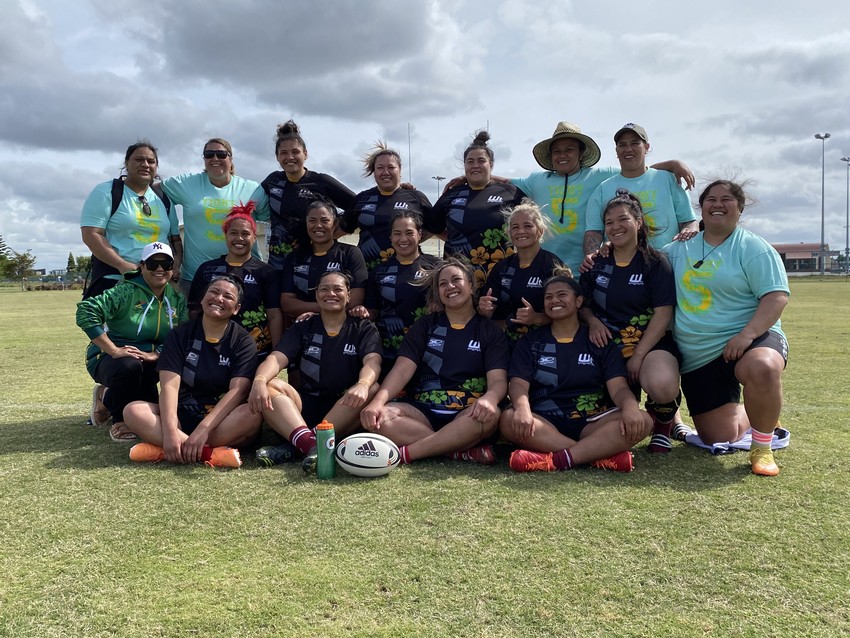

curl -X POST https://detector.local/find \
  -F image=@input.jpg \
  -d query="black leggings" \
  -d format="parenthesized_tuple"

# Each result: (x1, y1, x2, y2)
(93, 355, 159, 422)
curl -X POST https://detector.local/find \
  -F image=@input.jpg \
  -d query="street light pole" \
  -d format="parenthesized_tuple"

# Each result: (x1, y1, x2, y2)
(842, 156, 850, 274)
(815, 133, 831, 275)
(431, 175, 445, 200)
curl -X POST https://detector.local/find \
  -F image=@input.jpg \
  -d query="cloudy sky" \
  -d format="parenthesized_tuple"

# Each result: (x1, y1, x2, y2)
(3, 0, 849, 271)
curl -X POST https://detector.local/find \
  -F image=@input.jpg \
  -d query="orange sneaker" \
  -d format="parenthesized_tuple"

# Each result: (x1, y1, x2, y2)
(129, 442, 165, 463)
(509, 449, 556, 472)
(749, 447, 779, 476)
(207, 446, 242, 469)
(591, 450, 634, 473)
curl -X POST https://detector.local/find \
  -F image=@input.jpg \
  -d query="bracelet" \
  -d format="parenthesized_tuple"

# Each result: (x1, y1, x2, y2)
(355, 380, 370, 387)
(253, 375, 268, 383)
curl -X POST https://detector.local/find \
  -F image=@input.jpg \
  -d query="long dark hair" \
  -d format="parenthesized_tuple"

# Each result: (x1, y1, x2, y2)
(602, 189, 660, 266)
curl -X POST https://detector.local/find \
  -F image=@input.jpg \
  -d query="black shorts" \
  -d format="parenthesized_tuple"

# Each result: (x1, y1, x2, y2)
(537, 412, 588, 441)
(626, 331, 681, 400)
(177, 403, 211, 435)
(401, 399, 458, 431)
(681, 330, 788, 416)
(300, 394, 341, 429)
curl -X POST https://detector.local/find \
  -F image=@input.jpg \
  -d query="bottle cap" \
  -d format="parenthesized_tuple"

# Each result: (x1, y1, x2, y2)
(316, 420, 334, 430)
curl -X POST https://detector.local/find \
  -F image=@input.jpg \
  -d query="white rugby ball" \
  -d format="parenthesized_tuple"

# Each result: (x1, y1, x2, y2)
(335, 433, 400, 477)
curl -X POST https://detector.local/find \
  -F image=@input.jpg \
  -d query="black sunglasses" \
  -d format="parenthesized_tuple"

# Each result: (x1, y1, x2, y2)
(144, 257, 174, 271)
(138, 195, 152, 217)
(203, 150, 231, 159)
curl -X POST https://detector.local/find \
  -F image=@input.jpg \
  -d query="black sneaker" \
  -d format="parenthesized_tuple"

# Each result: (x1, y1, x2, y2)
(301, 446, 318, 474)
(256, 441, 296, 467)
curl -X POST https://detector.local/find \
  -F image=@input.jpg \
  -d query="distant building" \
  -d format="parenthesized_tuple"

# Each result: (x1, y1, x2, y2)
(772, 242, 838, 273)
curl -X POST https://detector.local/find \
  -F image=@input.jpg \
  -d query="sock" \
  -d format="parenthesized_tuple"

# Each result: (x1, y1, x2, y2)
(672, 422, 693, 441)
(645, 392, 681, 428)
(290, 426, 317, 454)
(552, 448, 574, 470)
(751, 429, 773, 449)
(399, 445, 412, 465)
(200, 445, 214, 462)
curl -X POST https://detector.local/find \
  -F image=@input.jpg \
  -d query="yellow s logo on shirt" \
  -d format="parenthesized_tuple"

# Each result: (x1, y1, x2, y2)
(681, 267, 712, 313)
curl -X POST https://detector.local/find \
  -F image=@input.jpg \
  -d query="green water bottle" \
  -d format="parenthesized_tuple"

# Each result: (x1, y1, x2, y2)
(316, 420, 336, 479)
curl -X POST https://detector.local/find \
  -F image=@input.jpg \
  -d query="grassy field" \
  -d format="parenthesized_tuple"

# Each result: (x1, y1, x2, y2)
(0, 282, 848, 637)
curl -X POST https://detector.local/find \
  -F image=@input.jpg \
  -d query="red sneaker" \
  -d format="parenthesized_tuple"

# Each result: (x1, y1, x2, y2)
(591, 450, 634, 473)
(509, 449, 556, 473)
(449, 444, 496, 465)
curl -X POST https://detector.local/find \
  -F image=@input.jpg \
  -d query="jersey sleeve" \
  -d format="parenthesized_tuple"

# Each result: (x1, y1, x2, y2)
(318, 173, 357, 211)
(80, 182, 111, 229)
(280, 253, 297, 294)
(397, 313, 432, 362)
(187, 266, 208, 315)
(251, 183, 271, 222)
(481, 319, 511, 371)
(340, 190, 364, 234)
(229, 327, 260, 379)
(743, 240, 791, 299)
(261, 265, 282, 309)
(597, 340, 628, 382)
(364, 266, 381, 310)
(669, 173, 696, 225)
(584, 185, 606, 233)
(425, 191, 451, 235)
(413, 189, 433, 224)
(646, 254, 676, 308)
(342, 245, 369, 289)
(156, 324, 188, 375)
(275, 320, 304, 362)
(508, 332, 535, 379)
(355, 318, 383, 359)
(483, 259, 508, 321)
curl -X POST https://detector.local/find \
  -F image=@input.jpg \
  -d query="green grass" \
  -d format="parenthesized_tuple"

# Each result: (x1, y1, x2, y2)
(1, 285, 849, 637)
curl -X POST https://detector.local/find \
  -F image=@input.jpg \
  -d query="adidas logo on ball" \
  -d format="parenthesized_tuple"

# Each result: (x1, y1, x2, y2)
(355, 441, 380, 457)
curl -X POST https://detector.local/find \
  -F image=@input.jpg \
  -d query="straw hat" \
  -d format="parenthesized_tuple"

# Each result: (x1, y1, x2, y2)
(532, 122, 601, 171)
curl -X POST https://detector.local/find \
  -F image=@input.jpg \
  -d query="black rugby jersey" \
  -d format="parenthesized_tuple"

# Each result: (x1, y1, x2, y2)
(281, 242, 368, 302)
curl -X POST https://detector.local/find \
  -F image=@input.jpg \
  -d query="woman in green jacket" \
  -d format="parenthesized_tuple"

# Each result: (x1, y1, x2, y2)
(76, 242, 188, 442)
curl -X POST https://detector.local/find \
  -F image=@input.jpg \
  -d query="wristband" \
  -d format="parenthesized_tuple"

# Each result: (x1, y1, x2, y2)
(253, 375, 268, 384)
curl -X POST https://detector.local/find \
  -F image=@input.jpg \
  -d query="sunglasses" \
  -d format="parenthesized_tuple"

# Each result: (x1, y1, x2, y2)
(144, 257, 174, 271)
(138, 195, 152, 217)
(203, 150, 231, 159)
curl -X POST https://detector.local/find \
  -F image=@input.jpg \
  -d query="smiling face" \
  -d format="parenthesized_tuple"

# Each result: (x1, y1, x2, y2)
(700, 183, 743, 236)
(464, 148, 492, 188)
(202, 279, 241, 320)
(549, 137, 583, 176)
(306, 205, 336, 247)
(614, 131, 649, 176)
(225, 218, 256, 259)
(603, 204, 641, 250)
(276, 139, 308, 177)
(390, 216, 421, 260)
(543, 280, 582, 320)
(509, 210, 543, 250)
(316, 272, 350, 312)
(203, 141, 233, 183)
(125, 147, 157, 186)
(373, 153, 401, 193)
(140, 254, 173, 292)
(437, 265, 473, 310)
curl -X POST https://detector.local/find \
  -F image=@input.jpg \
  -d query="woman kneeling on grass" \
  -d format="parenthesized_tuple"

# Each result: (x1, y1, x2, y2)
(503, 274, 653, 473)
(248, 270, 383, 470)
(360, 257, 510, 465)
(124, 275, 261, 468)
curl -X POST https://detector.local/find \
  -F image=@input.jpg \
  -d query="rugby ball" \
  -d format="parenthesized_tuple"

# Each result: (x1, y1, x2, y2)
(335, 433, 400, 477)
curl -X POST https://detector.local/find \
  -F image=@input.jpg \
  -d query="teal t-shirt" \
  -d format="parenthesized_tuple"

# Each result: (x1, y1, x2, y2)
(80, 181, 178, 265)
(585, 168, 695, 248)
(161, 173, 260, 282)
(511, 166, 618, 273)
(664, 227, 790, 373)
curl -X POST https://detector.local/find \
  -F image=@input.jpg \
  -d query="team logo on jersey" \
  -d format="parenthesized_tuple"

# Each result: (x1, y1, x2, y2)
(487, 195, 504, 203)
(527, 276, 543, 288)
(343, 344, 357, 356)
(628, 274, 644, 286)
(596, 275, 610, 286)
(577, 353, 594, 366)
(269, 187, 283, 197)
(243, 273, 257, 285)
(428, 338, 444, 349)
(306, 346, 321, 356)
(298, 188, 314, 199)
(327, 262, 342, 272)
(379, 275, 397, 285)
(414, 270, 426, 279)
(186, 352, 199, 364)
(501, 277, 511, 288)
(451, 198, 467, 206)
(393, 201, 410, 210)
(218, 355, 230, 366)
(295, 265, 309, 274)
(538, 356, 556, 366)
(362, 204, 376, 212)
(467, 340, 481, 352)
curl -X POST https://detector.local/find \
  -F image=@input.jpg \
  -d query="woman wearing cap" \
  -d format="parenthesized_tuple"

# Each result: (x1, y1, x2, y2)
(360, 257, 510, 466)
(160, 138, 261, 294)
(341, 142, 432, 271)
(188, 203, 283, 359)
(664, 180, 789, 476)
(477, 200, 566, 342)
(248, 270, 383, 467)
(583, 123, 699, 257)
(76, 242, 188, 442)
(123, 275, 262, 468)
(252, 120, 356, 270)
(280, 200, 368, 322)
(80, 140, 182, 299)
(425, 131, 526, 285)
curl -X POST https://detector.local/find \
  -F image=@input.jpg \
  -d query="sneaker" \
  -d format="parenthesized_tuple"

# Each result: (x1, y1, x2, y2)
(591, 450, 634, 473)
(129, 442, 165, 463)
(509, 449, 556, 473)
(207, 447, 242, 469)
(301, 446, 318, 474)
(672, 422, 694, 441)
(749, 447, 779, 476)
(450, 444, 496, 465)
(90, 383, 111, 428)
(647, 433, 673, 454)
(256, 442, 296, 467)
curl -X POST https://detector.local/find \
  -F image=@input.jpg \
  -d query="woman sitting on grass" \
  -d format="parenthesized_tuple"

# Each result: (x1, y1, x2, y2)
(503, 274, 653, 473)
(123, 275, 261, 468)
(248, 270, 383, 469)
(76, 242, 187, 443)
(360, 257, 510, 466)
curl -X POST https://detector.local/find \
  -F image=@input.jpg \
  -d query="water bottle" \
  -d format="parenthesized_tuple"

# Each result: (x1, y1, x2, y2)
(316, 420, 336, 479)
